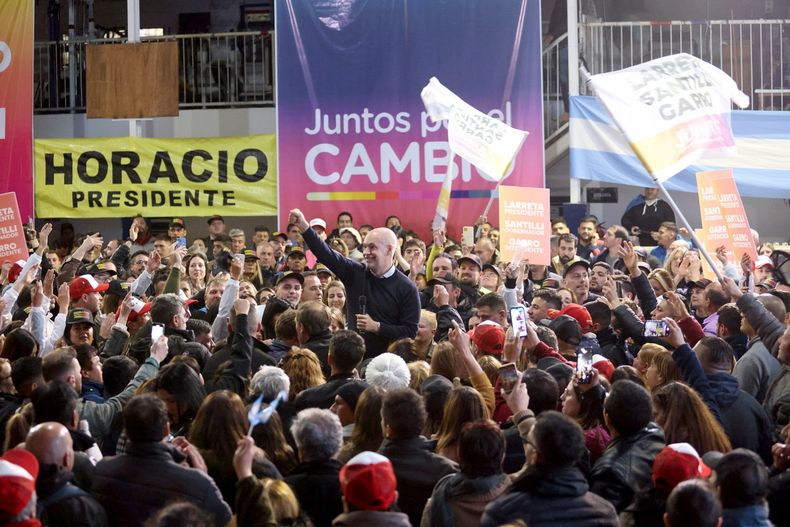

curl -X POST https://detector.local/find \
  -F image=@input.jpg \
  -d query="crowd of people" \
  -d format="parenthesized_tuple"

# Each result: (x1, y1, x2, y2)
(0, 189, 789, 527)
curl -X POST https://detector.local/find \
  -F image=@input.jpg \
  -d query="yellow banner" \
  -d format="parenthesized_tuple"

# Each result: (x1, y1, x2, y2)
(35, 135, 277, 218)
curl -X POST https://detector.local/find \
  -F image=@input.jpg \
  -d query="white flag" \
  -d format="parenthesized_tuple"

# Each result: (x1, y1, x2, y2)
(589, 53, 749, 182)
(421, 77, 528, 181)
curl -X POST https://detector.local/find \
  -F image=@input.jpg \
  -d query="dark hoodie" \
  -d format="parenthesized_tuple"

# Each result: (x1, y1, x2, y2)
(35, 463, 108, 527)
(595, 327, 631, 366)
(481, 466, 618, 527)
(704, 372, 774, 464)
(725, 333, 749, 360)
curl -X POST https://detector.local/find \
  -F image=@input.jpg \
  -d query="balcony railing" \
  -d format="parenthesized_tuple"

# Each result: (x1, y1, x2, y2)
(542, 19, 790, 145)
(34, 31, 274, 113)
(580, 19, 790, 110)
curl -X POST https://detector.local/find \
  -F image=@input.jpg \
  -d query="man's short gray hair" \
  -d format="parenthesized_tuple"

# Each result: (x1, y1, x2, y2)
(250, 366, 290, 401)
(290, 408, 343, 462)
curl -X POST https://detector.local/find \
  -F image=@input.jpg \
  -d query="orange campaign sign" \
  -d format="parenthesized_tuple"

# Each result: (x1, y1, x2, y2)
(696, 169, 757, 263)
(694, 229, 716, 279)
(498, 185, 550, 265)
(0, 192, 30, 264)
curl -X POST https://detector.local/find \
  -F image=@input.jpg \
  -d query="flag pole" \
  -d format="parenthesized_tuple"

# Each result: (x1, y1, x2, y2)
(652, 178, 724, 282)
(475, 171, 513, 239)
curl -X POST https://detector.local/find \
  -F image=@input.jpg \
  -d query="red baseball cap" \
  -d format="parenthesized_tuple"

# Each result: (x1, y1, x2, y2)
(469, 320, 505, 356)
(0, 448, 39, 517)
(547, 303, 594, 332)
(339, 451, 397, 511)
(69, 274, 110, 300)
(591, 354, 615, 381)
(652, 443, 711, 493)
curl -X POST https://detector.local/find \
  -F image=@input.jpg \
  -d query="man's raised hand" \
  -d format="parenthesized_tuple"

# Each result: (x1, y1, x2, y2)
(288, 209, 309, 232)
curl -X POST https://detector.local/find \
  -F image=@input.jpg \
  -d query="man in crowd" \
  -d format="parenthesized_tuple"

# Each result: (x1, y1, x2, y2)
(167, 218, 187, 244)
(650, 221, 678, 263)
(378, 388, 457, 526)
(301, 271, 324, 303)
(203, 215, 226, 248)
(563, 260, 599, 305)
(621, 187, 676, 246)
(290, 208, 420, 358)
(274, 271, 303, 307)
(294, 330, 365, 410)
(295, 300, 333, 375)
(91, 394, 231, 526)
(551, 233, 582, 276)
(25, 422, 109, 526)
(256, 241, 279, 287)
(590, 380, 665, 512)
(481, 412, 618, 526)
(576, 215, 600, 261)
(593, 224, 629, 271)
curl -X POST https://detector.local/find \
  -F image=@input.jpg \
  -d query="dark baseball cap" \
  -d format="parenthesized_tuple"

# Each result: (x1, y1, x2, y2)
(106, 279, 130, 297)
(427, 273, 460, 288)
(287, 246, 306, 258)
(276, 271, 304, 286)
(458, 254, 482, 270)
(548, 314, 582, 346)
(690, 278, 713, 290)
(482, 263, 503, 278)
(563, 259, 590, 277)
(242, 248, 258, 260)
(66, 308, 94, 326)
(207, 215, 224, 224)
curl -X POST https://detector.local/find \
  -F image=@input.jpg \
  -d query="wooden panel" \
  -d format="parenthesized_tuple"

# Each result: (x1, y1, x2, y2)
(86, 41, 179, 119)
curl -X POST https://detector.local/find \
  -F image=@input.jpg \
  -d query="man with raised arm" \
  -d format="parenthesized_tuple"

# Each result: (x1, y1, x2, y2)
(289, 209, 420, 359)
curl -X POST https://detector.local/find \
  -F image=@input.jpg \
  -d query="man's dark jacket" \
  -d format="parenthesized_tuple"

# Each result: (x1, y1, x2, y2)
(589, 423, 665, 512)
(284, 458, 344, 527)
(481, 466, 618, 527)
(293, 373, 359, 411)
(91, 441, 231, 527)
(378, 436, 457, 526)
(36, 463, 108, 527)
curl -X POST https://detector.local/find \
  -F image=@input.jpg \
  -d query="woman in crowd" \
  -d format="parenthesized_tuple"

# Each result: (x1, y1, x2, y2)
(652, 382, 732, 454)
(422, 420, 510, 527)
(632, 343, 666, 379)
(186, 253, 209, 293)
(188, 390, 281, 508)
(251, 411, 299, 476)
(664, 247, 687, 287)
(324, 280, 347, 311)
(153, 362, 206, 437)
(556, 287, 575, 307)
(408, 360, 431, 392)
(337, 386, 385, 463)
(429, 341, 465, 381)
(279, 348, 325, 399)
(643, 350, 683, 393)
(560, 373, 611, 462)
(434, 386, 490, 462)
(648, 268, 675, 297)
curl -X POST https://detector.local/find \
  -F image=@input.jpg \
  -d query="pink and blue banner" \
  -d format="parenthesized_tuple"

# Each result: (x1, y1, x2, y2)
(0, 0, 34, 220)
(275, 0, 544, 237)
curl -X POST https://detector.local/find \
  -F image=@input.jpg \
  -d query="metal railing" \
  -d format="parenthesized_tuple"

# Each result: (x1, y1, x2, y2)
(34, 31, 274, 113)
(580, 19, 790, 110)
(543, 33, 570, 143)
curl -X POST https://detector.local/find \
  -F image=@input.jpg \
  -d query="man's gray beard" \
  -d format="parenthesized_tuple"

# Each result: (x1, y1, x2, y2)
(559, 255, 573, 264)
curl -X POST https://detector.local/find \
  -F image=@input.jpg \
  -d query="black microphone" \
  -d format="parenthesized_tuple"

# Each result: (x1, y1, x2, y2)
(358, 295, 367, 334)
(359, 295, 367, 315)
